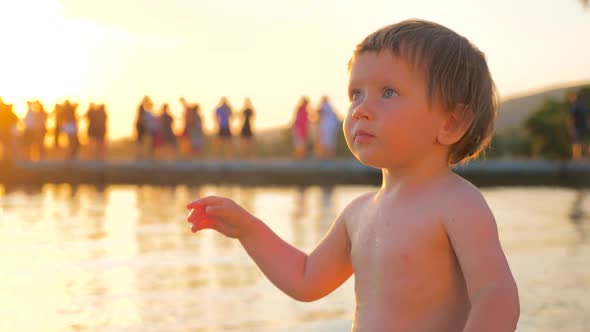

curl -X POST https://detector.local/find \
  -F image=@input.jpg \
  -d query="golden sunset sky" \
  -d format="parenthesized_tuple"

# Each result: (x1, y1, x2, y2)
(0, 0, 588, 139)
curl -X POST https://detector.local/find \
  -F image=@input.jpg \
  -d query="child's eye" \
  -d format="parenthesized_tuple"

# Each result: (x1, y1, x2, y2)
(349, 89, 362, 102)
(383, 88, 398, 99)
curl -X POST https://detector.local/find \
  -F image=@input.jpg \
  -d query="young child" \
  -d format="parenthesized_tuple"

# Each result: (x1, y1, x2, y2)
(186, 19, 519, 331)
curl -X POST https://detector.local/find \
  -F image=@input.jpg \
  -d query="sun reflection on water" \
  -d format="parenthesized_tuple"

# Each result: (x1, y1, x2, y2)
(0, 184, 588, 331)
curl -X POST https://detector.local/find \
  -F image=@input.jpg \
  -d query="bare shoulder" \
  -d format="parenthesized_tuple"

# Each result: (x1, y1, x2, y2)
(339, 191, 377, 226)
(342, 191, 376, 214)
(439, 174, 496, 230)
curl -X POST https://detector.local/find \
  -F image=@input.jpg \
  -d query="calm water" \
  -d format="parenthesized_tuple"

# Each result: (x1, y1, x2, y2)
(0, 184, 588, 332)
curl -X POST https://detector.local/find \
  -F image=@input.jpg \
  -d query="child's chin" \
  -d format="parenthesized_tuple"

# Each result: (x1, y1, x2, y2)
(354, 153, 384, 169)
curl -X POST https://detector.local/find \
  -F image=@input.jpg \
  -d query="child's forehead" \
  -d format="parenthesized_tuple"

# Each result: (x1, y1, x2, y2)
(348, 51, 424, 84)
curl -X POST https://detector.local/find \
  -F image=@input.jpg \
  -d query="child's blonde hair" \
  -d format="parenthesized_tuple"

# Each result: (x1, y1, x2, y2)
(350, 19, 498, 164)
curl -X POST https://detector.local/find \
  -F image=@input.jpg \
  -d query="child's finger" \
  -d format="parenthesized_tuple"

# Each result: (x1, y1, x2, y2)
(187, 196, 225, 210)
(188, 210, 209, 224)
(187, 208, 208, 222)
(190, 217, 216, 232)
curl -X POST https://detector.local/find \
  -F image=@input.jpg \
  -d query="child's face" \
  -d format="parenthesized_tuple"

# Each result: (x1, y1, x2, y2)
(344, 51, 447, 168)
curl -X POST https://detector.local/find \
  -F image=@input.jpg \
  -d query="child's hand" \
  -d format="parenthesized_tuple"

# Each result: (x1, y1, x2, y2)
(186, 196, 256, 239)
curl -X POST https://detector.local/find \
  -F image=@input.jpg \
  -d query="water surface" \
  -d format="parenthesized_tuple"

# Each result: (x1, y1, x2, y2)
(0, 184, 588, 331)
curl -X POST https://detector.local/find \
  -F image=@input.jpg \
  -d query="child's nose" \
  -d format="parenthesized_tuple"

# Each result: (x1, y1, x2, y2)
(352, 101, 373, 120)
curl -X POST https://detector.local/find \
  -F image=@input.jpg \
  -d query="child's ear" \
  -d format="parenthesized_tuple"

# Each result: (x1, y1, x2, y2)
(436, 106, 474, 146)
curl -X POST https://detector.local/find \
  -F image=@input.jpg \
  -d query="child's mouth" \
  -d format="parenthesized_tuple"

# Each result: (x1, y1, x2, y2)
(354, 130, 375, 143)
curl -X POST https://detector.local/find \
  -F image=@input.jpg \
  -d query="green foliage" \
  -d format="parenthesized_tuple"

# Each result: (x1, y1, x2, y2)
(577, 86, 590, 105)
(523, 98, 571, 159)
(486, 86, 590, 159)
(486, 128, 532, 158)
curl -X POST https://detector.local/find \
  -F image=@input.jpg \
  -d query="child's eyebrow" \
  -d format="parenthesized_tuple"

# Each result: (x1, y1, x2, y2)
(348, 79, 399, 88)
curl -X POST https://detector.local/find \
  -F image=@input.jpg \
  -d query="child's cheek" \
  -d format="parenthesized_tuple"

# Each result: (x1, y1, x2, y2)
(343, 116, 354, 141)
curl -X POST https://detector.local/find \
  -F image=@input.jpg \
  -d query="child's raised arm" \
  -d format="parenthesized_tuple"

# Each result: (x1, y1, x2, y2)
(187, 196, 353, 302)
(443, 189, 520, 332)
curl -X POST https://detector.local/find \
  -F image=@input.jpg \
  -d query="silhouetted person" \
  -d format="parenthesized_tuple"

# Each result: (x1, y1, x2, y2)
(213, 97, 233, 158)
(0, 98, 19, 161)
(23, 101, 48, 161)
(61, 100, 79, 162)
(292, 96, 310, 159)
(180, 97, 204, 158)
(135, 96, 156, 160)
(156, 103, 177, 161)
(86, 103, 108, 161)
(568, 91, 589, 160)
(36, 101, 48, 160)
(52, 103, 65, 148)
(239, 98, 255, 158)
(22, 101, 35, 158)
(315, 96, 340, 159)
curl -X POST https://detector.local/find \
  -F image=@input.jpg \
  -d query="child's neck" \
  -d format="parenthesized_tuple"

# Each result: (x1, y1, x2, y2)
(380, 153, 452, 195)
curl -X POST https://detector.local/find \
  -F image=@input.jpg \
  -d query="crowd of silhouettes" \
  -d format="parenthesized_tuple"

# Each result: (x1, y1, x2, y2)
(0, 95, 343, 163)
(0, 97, 107, 162)
(133, 96, 259, 161)
(291, 95, 341, 159)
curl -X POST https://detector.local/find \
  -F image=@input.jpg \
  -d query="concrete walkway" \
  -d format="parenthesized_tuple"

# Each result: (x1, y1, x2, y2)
(0, 159, 589, 187)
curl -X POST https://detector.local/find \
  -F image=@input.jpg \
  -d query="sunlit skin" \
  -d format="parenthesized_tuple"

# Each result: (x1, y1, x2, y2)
(186, 51, 519, 332)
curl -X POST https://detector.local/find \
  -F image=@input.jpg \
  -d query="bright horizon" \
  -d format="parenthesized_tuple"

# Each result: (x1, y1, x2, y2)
(0, 0, 589, 139)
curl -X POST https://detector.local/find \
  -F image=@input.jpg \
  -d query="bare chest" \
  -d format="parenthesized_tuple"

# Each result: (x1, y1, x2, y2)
(348, 206, 453, 282)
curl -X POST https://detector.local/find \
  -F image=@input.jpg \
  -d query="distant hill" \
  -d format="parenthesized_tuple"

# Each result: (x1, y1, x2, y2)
(496, 81, 590, 133)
